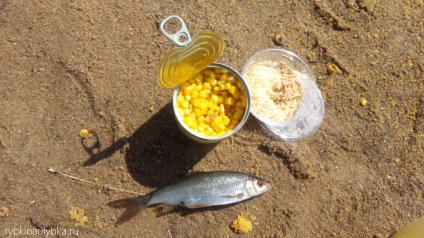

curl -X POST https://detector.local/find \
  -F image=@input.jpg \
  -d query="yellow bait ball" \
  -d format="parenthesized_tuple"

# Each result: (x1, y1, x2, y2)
(69, 208, 89, 227)
(360, 98, 367, 107)
(231, 213, 253, 234)
(79, 129, 90, 138)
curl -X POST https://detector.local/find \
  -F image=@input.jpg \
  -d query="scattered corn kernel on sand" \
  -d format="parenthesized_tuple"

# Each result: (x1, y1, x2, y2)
(0, 207, 9, 217)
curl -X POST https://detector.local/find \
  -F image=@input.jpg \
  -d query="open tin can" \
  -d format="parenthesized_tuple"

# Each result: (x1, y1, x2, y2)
(158, 16, 251, 143)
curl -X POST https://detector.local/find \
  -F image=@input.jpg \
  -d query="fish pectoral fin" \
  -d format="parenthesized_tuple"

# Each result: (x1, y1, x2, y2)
(186, 204, 207, 209)
(222, 193, 244, 199)
(157, 204, 177, 213)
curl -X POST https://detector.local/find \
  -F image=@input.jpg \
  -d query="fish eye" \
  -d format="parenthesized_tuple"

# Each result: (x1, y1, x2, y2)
(257, 180, 265, 188)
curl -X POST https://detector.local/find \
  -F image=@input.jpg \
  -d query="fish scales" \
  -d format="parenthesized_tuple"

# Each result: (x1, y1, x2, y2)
(149, 171, 262, 207)
(108, 171, 271, 226)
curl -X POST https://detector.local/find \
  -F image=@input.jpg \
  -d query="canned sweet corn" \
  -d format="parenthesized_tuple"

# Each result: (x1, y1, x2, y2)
(173, 63, 251, 143)
(159, 16, 251, 143)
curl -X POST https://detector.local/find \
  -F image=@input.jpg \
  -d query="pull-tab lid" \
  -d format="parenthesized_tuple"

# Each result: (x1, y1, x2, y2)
(158, 16, 225, 89)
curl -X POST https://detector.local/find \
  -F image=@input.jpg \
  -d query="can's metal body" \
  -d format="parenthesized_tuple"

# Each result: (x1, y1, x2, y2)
(172, 63, 251, 143)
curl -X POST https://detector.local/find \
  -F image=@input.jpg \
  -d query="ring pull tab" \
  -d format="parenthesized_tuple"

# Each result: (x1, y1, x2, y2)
(160, 15, 191, 47)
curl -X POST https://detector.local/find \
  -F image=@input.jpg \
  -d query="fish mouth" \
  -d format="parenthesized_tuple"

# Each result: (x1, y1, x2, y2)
(263, 182, 272, 192)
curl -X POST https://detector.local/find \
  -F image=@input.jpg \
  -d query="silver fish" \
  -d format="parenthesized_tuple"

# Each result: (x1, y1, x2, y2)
(108, 171, 271, 225)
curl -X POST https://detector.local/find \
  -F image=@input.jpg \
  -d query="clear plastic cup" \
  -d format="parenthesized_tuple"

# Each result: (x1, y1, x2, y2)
(242, 48, 325, 142)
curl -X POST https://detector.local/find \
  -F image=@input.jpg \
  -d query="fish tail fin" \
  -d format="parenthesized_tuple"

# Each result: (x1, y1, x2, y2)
(107, 193, 152, 226)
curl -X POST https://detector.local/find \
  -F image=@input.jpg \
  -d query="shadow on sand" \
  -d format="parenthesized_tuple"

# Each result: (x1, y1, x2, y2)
(83, 102, 217, 188)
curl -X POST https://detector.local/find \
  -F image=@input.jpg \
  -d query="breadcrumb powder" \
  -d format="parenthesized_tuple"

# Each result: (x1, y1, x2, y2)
(244, 60, 302, 123)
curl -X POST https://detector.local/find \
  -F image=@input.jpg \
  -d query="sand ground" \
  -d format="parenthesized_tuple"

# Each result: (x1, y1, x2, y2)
(0, 0, 423, 237)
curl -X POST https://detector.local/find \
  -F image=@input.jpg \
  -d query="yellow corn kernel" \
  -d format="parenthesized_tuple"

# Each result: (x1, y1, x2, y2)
(225, 111, 234, 118)
(242, 99, 247, 107)
(240, 94, 247, 106)
(196, 84, 203, 91)
(198, 123, 207, 131)
(211, 95, 219, 103)
(222, 116, 230, 126)
(210, 118, 219, 129)
(218, 83, 226, 90)
(220, 74, 228, 82)
(205, 100, 213, 109)
(236, 106, 245, 113)
(219, 104, 225, 116)
(228, 122, 237, 131)
(197, 115, 205, 124)
(181, 101, 190, 108)
(214, 116, 223, 125)
(183, 109, 191, 115)
(227, 76, 235, 83)
(225, 97, 235, 105)
(233, 110, 244, 120)
(194, 73, 203, 80)
(236, 100, 244, 108)
(177, 108, 185, 116)
(194, 108, 202, 117)
(205, 127, 214, 136)
(204, 124, 211, 132)
(229, 86, 237, 95)
(210, 121, 218, 130)
(183, 84, 195, 95)
(184, 116, 195, 128)
(180, 82, 190, 89)
(213, 86, 220, 91)
(218, 123, 226, 132)
(214, 67, 228, 74)
(207, 109, 215, 116)
(190, 121, 199, 130)
(200, 104, 208, 114)
(219, 103, 225, 111)
(203, 82, 212, 90)
(177, 94, 184, 104)
(210, 79, 218, 86)
(199, 90, 208, 98)
(191, 90, 199, 99)
(240, 93, 246, 101)
(236, 81, 243, 89)
(203, 69, 213, 75)
(224, 82, 232, 90)
(191, 98, 201, 108)
(212, 105, 220, 113)
(185, 95, 192, 101)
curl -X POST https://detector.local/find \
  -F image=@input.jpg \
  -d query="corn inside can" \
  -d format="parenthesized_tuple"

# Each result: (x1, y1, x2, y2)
(173, 63, 251, 143)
